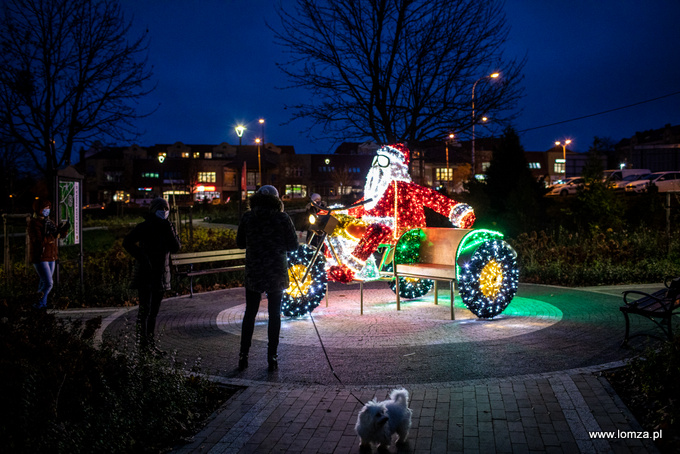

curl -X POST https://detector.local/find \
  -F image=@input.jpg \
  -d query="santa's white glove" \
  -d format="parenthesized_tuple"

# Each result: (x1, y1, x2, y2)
(449, 203, 475, 228)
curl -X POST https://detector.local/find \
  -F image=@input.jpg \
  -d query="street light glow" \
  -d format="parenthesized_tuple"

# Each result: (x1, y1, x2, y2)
(555, 139, 573, 174)
(490, 72, 500, 78)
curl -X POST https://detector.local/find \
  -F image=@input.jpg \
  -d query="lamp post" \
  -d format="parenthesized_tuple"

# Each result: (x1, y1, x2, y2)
(235, 125, 245, 145)
(255, 138, 262, 187)
(259, 118, 265, 144)
(555, 139, 571, 176)
(445, 133, 454, 191)
(471, 72, 499, 178)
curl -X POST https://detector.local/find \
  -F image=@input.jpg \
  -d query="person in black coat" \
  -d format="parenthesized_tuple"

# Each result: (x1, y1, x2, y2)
(236, 185, 298, 371)
(123, 197, 181, 354)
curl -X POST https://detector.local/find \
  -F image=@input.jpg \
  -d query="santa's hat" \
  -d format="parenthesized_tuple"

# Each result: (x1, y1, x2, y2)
(377, 143, 410, 166)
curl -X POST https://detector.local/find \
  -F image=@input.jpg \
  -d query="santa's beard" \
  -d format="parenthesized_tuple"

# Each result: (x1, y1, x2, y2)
(363, 163, 410, 210)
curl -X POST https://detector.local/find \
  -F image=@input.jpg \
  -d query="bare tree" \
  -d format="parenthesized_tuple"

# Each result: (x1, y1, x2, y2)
(274, 0, 524, 146)
(0, 0, 153, 189)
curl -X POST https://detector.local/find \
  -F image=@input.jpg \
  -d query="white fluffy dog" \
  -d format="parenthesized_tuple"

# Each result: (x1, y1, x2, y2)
(355, 388, 412, 450)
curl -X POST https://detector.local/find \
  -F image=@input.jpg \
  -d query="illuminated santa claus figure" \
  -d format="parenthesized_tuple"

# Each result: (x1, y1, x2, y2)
(347, 143, 475, 265)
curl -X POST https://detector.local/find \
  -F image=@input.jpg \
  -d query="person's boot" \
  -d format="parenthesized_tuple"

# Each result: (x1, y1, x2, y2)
(32, 292, 46, 309)
(238, 352, 249, 371)
(267, 354, 278, 371)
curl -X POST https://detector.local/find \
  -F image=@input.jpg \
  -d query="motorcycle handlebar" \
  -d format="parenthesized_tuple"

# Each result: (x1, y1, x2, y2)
(311, 198, 373, 213)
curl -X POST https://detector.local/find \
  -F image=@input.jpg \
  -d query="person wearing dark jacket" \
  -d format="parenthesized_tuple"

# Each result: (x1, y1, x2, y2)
(123, 197, 181, 354)
(27, 198, 70, 308)
(236, 185, 298, 371)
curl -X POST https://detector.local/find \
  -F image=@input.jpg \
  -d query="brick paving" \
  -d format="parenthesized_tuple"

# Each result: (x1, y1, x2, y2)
(93, 282, 673, 453)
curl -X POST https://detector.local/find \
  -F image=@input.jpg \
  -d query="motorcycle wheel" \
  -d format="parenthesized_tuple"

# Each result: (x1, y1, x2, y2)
(383, 262, 434, 300)
(282, 244, 328, 317)
(457, 239, 519, 318)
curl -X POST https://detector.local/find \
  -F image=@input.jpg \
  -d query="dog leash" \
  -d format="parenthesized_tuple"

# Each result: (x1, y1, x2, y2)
(308, 311, 365, 406)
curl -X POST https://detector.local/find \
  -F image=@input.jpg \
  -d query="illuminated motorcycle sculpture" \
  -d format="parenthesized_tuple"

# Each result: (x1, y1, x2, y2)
(282, 144, 519, 319)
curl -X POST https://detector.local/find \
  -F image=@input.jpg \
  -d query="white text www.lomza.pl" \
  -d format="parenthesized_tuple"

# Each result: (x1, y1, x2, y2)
(589, 430, 662, 441)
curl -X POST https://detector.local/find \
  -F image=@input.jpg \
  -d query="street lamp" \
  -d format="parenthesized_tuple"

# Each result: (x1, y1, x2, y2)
(471, 72, 499, 178)
(235, 125, 245, 145)
(258, 118, 265, 144)
(255, 138, 262, 187)
(445, 133, 455, 190)
(555, 139, 572, 175)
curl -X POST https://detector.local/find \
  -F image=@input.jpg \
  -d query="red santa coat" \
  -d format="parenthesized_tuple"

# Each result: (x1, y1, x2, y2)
(349, 180, 460, 243)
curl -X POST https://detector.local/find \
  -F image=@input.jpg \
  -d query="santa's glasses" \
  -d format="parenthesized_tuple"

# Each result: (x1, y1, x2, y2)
(371, 154, 390, 168)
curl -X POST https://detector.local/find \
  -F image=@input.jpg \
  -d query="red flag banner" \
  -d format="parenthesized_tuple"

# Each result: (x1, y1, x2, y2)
(241, 161, 247, 191)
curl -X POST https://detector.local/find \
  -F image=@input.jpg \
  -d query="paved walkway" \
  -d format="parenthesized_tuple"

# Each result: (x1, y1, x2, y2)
(72, 282, 673, 453)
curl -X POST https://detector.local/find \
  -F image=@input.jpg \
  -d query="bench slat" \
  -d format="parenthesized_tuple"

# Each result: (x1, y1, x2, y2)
(396, 263, 457, 280)
(171, 248, 246, 297)
(172, 255, 244, 266)
(186, 265, 244, 277)
(171, 249, 244, 260)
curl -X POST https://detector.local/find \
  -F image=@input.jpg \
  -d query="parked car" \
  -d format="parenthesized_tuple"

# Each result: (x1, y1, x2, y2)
(625, 171, 680, 193)
(546, 177, 584, 196)
(608, 173, 651, 191)
(603, 168, 651, 184)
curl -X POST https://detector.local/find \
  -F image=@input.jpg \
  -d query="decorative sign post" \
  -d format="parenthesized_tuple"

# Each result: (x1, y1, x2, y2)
(56, 167, 84, 289)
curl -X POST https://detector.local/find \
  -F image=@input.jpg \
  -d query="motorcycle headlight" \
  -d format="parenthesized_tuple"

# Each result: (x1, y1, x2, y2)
(309, 214, 317, 225)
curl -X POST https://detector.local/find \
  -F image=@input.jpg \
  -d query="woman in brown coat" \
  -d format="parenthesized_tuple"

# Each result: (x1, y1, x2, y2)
(27, 198, 69, 308)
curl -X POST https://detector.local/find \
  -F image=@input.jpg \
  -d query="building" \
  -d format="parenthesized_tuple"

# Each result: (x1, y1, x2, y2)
(79, 142, 293, 206)
(79, 137, 586, 208)
(616, 123, 680, 172)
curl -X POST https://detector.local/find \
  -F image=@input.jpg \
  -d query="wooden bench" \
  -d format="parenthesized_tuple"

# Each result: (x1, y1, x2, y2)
(620, 279, 680, 346)
(171, 249, 245, 297)
(394, 228, 474, 320)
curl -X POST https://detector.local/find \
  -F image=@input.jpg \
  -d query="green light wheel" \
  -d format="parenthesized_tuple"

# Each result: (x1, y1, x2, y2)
(282, 244, 327, 317)
(458, 239, 519, 318)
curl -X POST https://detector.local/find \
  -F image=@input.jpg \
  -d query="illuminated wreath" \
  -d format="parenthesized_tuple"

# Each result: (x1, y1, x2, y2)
(282, 244, 327, 317)
(458, 239, 519, 318)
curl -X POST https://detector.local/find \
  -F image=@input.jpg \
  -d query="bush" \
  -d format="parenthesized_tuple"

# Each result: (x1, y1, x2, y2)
(0, 297, 239, 453)
(509, 226, 680, 286)
(0, 225, 244, 308)
(606, 334, 680, 452)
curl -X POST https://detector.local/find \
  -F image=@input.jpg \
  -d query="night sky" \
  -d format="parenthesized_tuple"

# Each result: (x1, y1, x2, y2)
(120, 0, 680, 154)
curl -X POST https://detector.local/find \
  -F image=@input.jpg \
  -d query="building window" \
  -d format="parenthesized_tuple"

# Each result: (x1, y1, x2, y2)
(481, 162, 491, 172)
(223, 168, 237, 187)
(164, 171, 183, 182)
(284, 184, 307, 198)
(436, 168, 454, 181)
(528, 162, 541, 169)
(105, 171, 123, 183)
(287, 166, 303, 177)
(204, 152, 212, 159)
(197, 171, 216, 183)
(181, 152, 190, 158)
(112, 191, 129, 202)
(554, 159, 565, 174)
(193, 152, 200, 159)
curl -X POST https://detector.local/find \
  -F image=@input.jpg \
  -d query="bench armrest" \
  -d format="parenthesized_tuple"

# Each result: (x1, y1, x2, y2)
(622, 290, 662, 306)
(622, 290, 678, 312)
